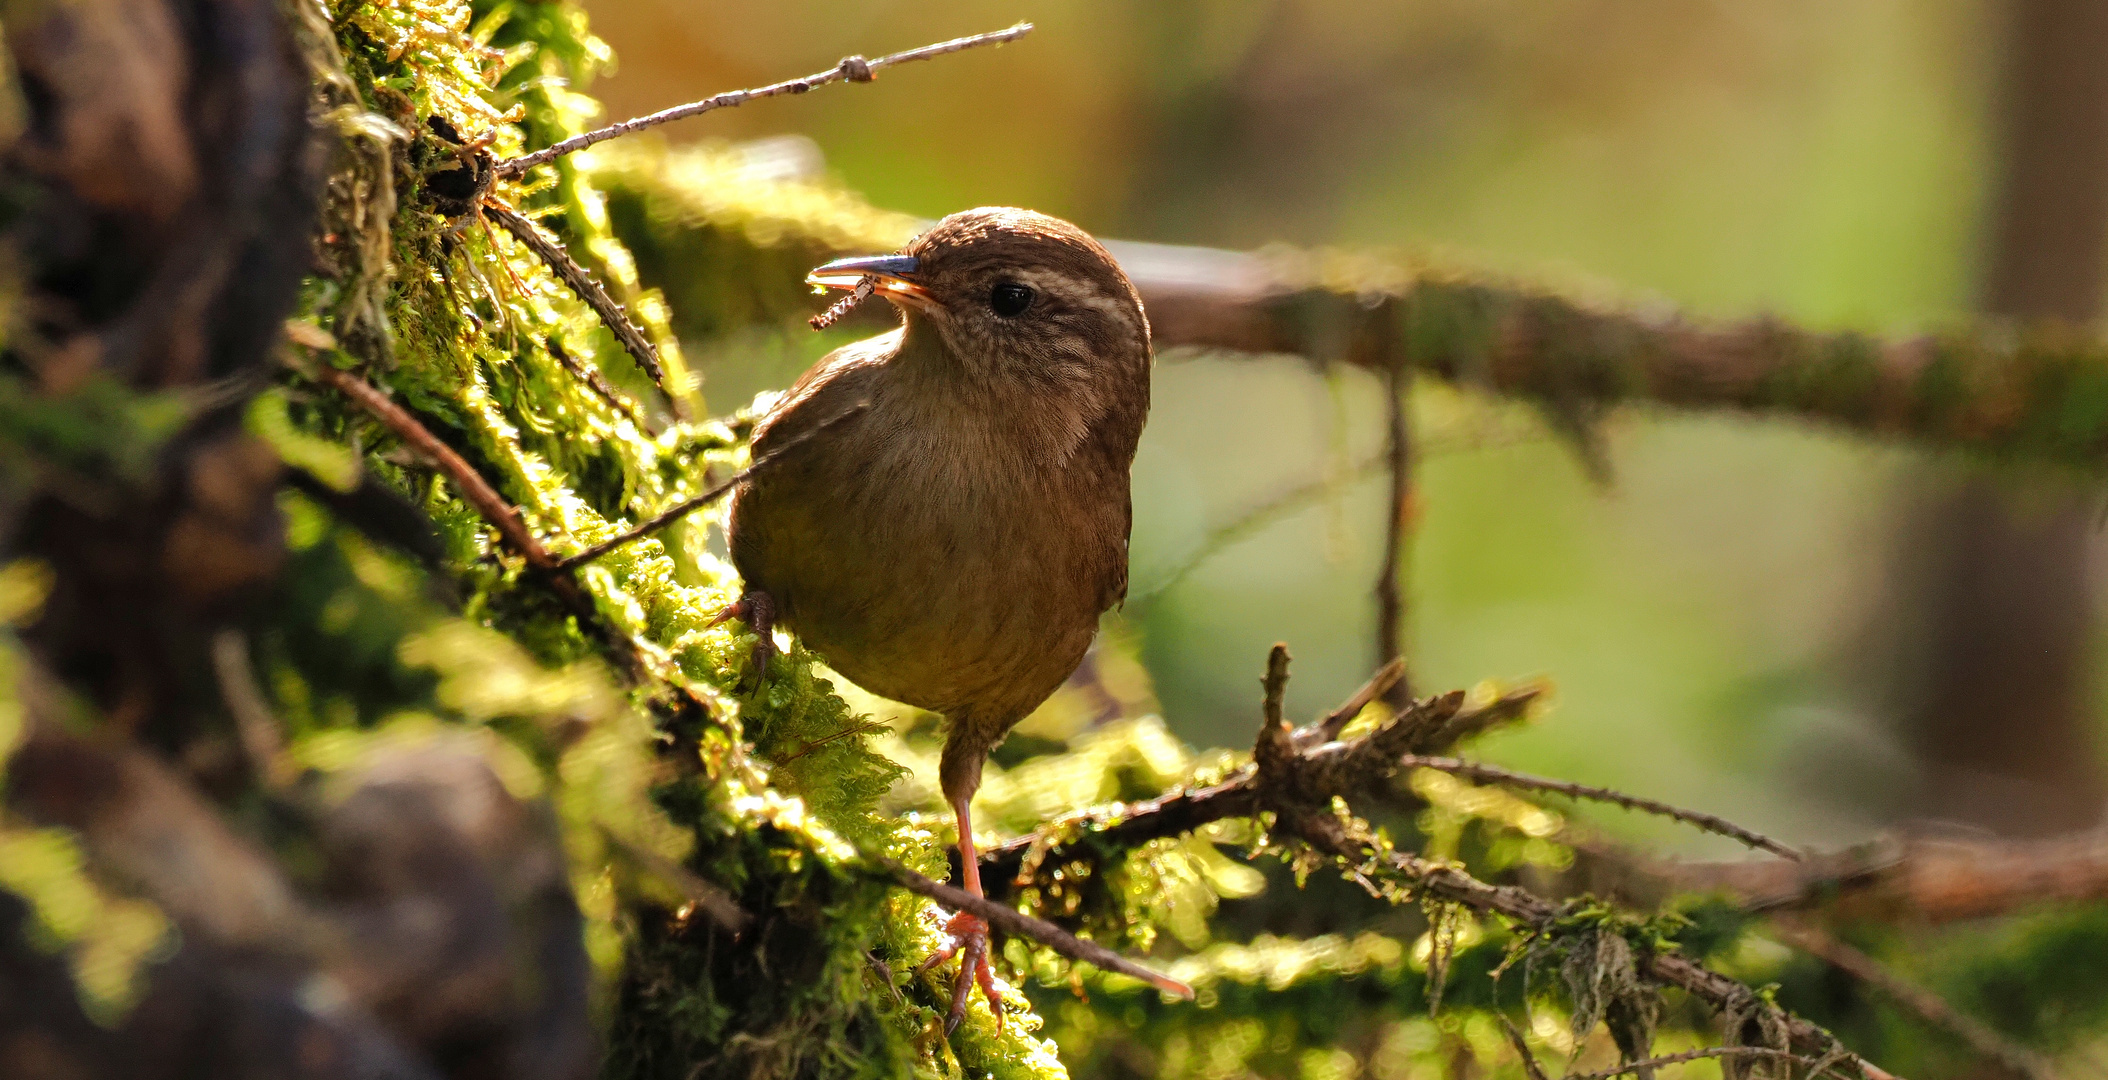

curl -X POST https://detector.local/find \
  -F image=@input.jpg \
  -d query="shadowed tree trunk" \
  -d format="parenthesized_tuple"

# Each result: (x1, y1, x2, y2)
(1886, 0, 2108, 836)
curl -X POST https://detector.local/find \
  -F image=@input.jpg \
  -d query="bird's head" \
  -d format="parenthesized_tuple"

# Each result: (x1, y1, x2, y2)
(807, 207, 1151, 392)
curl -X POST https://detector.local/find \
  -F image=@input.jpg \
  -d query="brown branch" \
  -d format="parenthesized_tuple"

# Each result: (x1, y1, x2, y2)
(299, 356, 678, 687)
(553, 400, 869, 570)
(546, 335, 649, 430)
(495, 24, 1034, 178)
(1767, 916, 2054, 1080)
(879, 858, 1192, 998)
(1102, 237, 2108, 469)
(1664, 830, 2108, 923)
(484, 201, 666, 387)
(305, 360, 556, 569)
(1500, 1014, 1556, 1080)
(1395, 755, 1802, 861)
(1307, 656, 1406, 745)
(1564, 1046, 1830, 1080)
(987, 647, 1893, 1078)
(601, 157, 2108, 469)
(1373, 327, 1413, 703)
(980, 679, 1537, 885)
(1316, 836, 1899, 1080)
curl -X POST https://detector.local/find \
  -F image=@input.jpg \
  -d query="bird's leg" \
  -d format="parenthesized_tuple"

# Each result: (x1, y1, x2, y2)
(706, 590, 777, 689)
(919, 794, 1003, 1037)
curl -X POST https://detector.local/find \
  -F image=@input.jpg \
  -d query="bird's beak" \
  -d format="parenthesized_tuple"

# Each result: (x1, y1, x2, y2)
(806, 254, 931, 306)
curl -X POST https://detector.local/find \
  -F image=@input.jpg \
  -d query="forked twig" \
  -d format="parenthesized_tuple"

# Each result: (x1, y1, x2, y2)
(1394, 755, 1803, 861)
(496, 23, 1034, 178)
(1238, 650, 1895, 1080)
(881, 858, 1192, 999)
(1303, 657, 1406, 746)
(554, 401, 869, 571)
(484, 201, 666, 387)
(1298, 836, 1897, 1080)
(977, 676, 1541, 885)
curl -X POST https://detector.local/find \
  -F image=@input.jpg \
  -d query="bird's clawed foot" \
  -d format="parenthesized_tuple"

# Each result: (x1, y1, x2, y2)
(917, 909, 1004, 1037)
(707, 590, 776, 690)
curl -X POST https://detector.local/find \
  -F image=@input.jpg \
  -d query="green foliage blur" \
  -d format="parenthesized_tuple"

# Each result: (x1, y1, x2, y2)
(7, 1, 2106, 1078)
(574, 2, 2108, 1076)
(582, 0, 2014, 847)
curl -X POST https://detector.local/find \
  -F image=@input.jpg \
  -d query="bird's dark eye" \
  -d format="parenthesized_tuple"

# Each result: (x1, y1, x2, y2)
(989, 281, 1035, 317)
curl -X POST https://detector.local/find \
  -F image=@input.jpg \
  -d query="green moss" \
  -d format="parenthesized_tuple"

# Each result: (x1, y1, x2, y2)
(277, 0, 1089, 1072)
(12, 0, 2048, 1072)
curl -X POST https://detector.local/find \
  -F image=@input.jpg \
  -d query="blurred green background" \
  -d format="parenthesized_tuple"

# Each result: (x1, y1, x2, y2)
(579, 0, 2099, 856)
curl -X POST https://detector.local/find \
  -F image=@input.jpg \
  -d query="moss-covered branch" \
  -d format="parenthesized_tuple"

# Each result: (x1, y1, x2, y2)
(980, 676, 1539, 889)
(597, 144, 2108, 470)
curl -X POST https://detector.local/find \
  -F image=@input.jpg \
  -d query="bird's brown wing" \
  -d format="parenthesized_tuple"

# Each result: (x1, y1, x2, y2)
(1082, 363, 1150, 616)
(748, 331, 895, 454)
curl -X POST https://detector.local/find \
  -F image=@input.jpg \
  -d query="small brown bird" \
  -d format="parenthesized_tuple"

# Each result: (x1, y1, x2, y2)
(722, 207, 1159, 1032)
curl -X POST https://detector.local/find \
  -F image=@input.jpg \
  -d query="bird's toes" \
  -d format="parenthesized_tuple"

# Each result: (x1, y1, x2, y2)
(942, 929, 989, 1036)
(707, 591, 779, 693)
(976, 950, 1006, 1039)
(928, 911, 1000, 1038)
(744, 632, 777, 692)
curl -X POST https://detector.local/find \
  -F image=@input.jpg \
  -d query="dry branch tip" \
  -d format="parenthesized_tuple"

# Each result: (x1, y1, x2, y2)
(494, 23, 1034, 178)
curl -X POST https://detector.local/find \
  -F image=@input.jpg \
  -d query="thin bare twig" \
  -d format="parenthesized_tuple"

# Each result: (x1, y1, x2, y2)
(554, 401, 870, 570)
(1767, 916, 2056, 1080)
(299, 357, 691, 687)
(1374, 344, 1412, 704)
(1395, 755, 1802, 861)
(294, 355, 732, 723)
(1129, 448, 1387, 608)
(305, 360, 556, 569)
(496, 24, 1034, 178)
(1306, 657, 1406, 746)
(484, 201, 666, 387)
(775, 718, 892, 767)
(880, 858, 1193, 998)
(1564, 1046, 1827, 1080)
(546, 336, 649, 430)
(1500, 1014, 1555, 1080)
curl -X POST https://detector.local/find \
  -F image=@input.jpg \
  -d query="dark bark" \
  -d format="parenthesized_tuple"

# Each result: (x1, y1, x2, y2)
(1883, 0, 2108, 836)
(0, 0, 597, 1076)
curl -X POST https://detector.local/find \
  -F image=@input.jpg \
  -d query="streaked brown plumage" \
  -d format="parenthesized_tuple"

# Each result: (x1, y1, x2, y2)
(723, 207, 1151, 1032)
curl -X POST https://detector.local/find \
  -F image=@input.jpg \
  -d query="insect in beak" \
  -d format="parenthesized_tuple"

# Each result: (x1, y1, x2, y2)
(807, 254, 931, 307)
